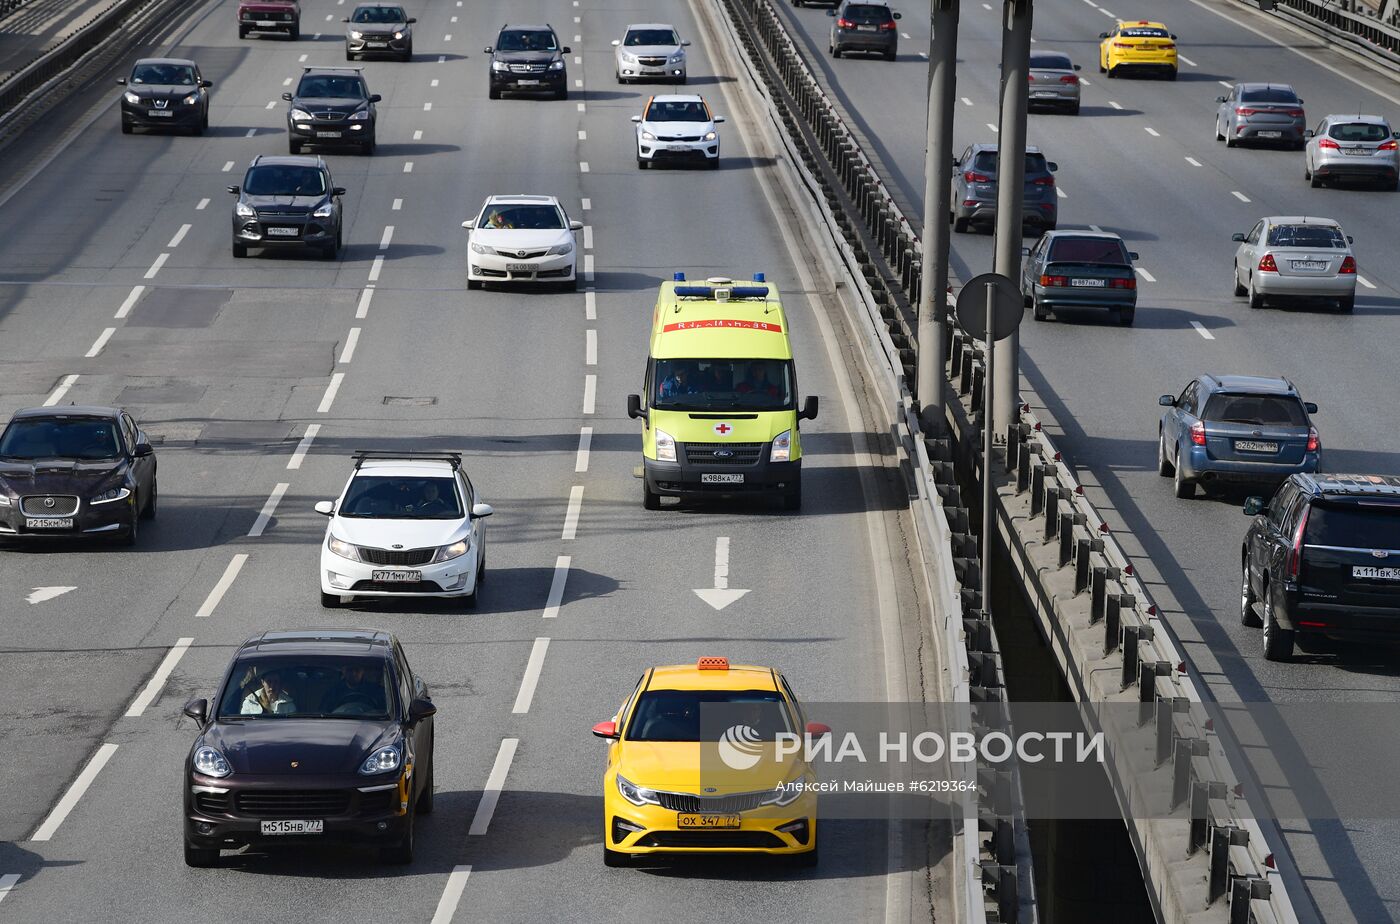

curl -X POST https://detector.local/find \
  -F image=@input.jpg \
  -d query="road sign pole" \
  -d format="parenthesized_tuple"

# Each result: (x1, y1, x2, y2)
(992, 0, 1033, 437)
(982, 280, 996, 615)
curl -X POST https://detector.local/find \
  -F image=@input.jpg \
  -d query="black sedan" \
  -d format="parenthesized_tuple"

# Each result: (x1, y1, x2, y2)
(182, 629, 436, 867)
(118, 58, 212, 135)
(1021, 230, 1140, 326)
(0, 406, 157, 546)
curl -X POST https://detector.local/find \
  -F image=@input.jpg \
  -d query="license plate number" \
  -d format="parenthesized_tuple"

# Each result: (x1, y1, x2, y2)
(1070, 278, 1106, 287)
(1234, 440, 1278, 453)
(506, 263, 535, 272)
(516, 79, 540, 86)
(1032, 91, 1057, 98)
(1354, 566, 1400, 581)
(857, 24, 878, 31)
(701, 473, 744, 484)
(1343, 147, 1370, 155)
(668, 144, 691, 151)
(316, 131, 341, 138)
(1290, 260, 1327, 271)
(25, 518, 73, 529)
(256, 20, 275, 26)
(367, 42, 386, 47)
(148, 110, 173, 117)
(372, 570, 421, 582)
(266, 227, 298, 236)
(677, 813, 741, 829)
(1258, 131, 1282, 138)
(260, 820, 324, 835)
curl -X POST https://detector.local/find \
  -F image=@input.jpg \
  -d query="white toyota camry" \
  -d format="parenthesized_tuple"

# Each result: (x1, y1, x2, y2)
(462, 194, 582, 291)
(316, 451, 492, 608)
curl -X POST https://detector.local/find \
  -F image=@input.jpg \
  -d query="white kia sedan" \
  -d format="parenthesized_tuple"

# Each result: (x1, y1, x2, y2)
(632, 94, 724, 169)
(462, 194, 582, 291)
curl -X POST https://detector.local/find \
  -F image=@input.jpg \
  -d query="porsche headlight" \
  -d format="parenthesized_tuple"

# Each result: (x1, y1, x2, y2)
(771, 430, 792, 463)
(546, 241, 573, 256)
(359, 744, 402, 775)
(312, 202, 334, 218)
(616, 774, 661, 806)
(654, 429, 677, 463)
(193, 746, 232, 779)
(348, 109, 370, 120)
(470, 241, 495, 255)
(235, 201, 255, 218)
(289, 108, 313, 121)
(703, 130, 717, 142)
(641, 130, 656, 141)
(123, 91, 141, 105)
(89, 486, 131, 505)
(328, 535, 361, 561)
(431, 540, 469, 563)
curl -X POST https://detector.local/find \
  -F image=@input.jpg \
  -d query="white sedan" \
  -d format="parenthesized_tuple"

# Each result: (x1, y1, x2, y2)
(462, 194, 583, 291)
(316, 451, 492, 608)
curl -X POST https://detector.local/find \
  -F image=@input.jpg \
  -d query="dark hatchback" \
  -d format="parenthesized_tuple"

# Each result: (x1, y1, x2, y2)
(827, 2, 901, 61)
(486, 24, 571, 100)
(951, 143, 1058, 233)
(183, 629, 436, 866)
(229, 154, 345, 259)
(1022, 230, 1139, 325)
(0, 406, 156, 546)
(117, 58, 212, 135)
(1242, 474, 1400, 660)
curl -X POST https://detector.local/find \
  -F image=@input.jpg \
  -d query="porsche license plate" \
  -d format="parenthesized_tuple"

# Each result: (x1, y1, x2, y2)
(260, 820, 323, 835)
(677, 813, 741, 829)
(1234, 440, 1278, 453)
(25, 518, 73, 529)
(701, 473, 744, 484)
(372, 570, 421, 582)
(1353, 566, 1400, 581)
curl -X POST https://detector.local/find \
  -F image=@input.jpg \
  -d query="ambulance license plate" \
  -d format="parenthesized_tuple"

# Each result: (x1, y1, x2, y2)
(701, 473, 744, 484)
(677, 813, 740, 829)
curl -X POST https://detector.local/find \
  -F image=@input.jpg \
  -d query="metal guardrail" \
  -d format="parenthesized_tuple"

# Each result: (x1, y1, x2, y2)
(1246, 0, 1400, 66)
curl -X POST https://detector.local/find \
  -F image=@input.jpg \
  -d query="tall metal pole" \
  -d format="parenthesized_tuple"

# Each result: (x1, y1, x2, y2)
(991, 0, 1032, 437)
(981, 281, 996, 613)
(916, 0, 960, 429)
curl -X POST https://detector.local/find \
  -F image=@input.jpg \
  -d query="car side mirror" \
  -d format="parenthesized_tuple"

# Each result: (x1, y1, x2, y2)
(611, 39, 621, 46)
(1304, 401, 1318, 414)
(1048, 161, 1058, 172)
(713, 116, 726, 123)
(1073, 64, 1082, 70)
(1216, 96, 1227, 103)
(227, 185, 240, 195)
(461, 219, 475, 230)
(1020, 246, 1030, 256)
(682, 40, 691, 46)
(116, 77, 127, 85)
(408, 698, 437, 722)
(827, 8, 837, 15)
(630, 115, 642, 123)
(1231, 232, 1246, 242)
(627, 393, 646, 421)
(1243, 496, 1265, 517)
(183, 699, 209, 727)
(1098, 31, 1109, 39)
(805, 722, 832, 737)
(1303, 129, 1314, 138)
(471, 503, 494, 519)
(1158, 395, 1175, 407)
(332, 186, 346, 197)
(483, 46, 493, 54)
(314, 500, 335, 516)
(1170, 33, 1177, 39)
(341, 16, 349, 21)
(407, 17, 416, 23)
(201, 80, 213, 88)
(369, 94, 382, 102)
(799, 396, 819, 421)
(281, 92, 292, 101)
(1393, 131, 1400, 139)
(1346, 236, 1353, 244)
(133, 442, 154, 458)
(1128, 251, 1140, 260)
(893, 11, 902, 18)
(562, 46, 572, 53)
(569, 220, 585, 231)
(592, 720, 619, 739)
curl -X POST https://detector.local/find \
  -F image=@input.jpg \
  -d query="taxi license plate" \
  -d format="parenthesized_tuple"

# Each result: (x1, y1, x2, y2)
(506, 263, 535, 273)
(1290, 260, 1327, 271)
(373, 569, 421, 582)
(316, 131, 341, 138)
(26, 518, 73, 529)
(1354, 566, 1400, 581)
(677, 813, 741, 829)
(266, 227, 298, 236)
(701, 473, 744, 484)
(1070, 278, 1106, 287)
(1234, 440, 1278, 453)
(148, 110, 173, 117)
(260, 820, 323, 835)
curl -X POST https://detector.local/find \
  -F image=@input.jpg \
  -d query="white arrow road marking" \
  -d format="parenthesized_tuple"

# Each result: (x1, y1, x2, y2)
(694, 536, 750, 610)
(26, 586, 75, 604)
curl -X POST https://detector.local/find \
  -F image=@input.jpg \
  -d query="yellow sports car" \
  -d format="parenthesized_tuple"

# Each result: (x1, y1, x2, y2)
(593, 657, 828, 867)
(1099, 20, 1178, 80)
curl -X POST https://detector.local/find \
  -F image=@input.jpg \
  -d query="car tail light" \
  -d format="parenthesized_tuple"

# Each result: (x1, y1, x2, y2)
(1282, 108, 1304, 118)
(1287, 505, 1310, 579)
(1059, 75, 1080, 84)
(1031, 175, 1055, 186)
(1113, 41, 1132, 49)
(1306, 427, 1319, 452)
(1190, 421, 1206, 446)
(1379, 139, 1398, 151)
(962, 199, 978, 207)
(837, 17, 854, 28)
(1109, 277, 1136, 290)
(1160, 43, 1175, 50)
(1258, 253, 1278, 273)
(1039, 274, 1068, 287)
(879, 20, 897, 30)
(963, 171, 990, 183)
(1339, 256, 1356, 274)
(1317, 138, 1340, 150)
(1235, 107, 1258, 117)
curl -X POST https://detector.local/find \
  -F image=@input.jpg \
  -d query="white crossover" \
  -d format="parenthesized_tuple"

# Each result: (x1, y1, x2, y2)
(632, 94, 724, 169)
(316, 451, 492, 607)
(462, 194, 582, 291)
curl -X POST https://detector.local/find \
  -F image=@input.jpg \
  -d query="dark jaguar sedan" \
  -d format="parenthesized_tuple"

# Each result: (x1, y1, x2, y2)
(0, 406, 157, 546)
(182, 629, 436, 867)
(117, 58, 212, 135)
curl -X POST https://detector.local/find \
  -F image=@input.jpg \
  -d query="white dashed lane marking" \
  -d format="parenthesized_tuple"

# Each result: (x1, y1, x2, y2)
(1191, 321, 1216, 340)
(1231, 191, 1251, 202)
(511, 638, 551, 714)
(317, 373, 346, 414)
(575, 427, 592, 473)
(562, 486, 584, 540)
(583, 374, 596, 414)
(1135, 267, 1156, 283)
(1358, 275, 1376, 289)
(542, 556, 570, 618)
(339, 327, 361, 364)
(168, 223, 191, 247)
(430, 867, 472, 924)
(195, 555, 248, 618)
(115, 285, 144, 319)
(125, 638, 194, 714)
(368, 256, 384, 281)
(222, 161, 234, 172)
(288, 424, 320, 470)
(144, 253, 168, 279)
(196, 198, 209, 210)
(379, 225, 394, 250)
(1185, 156, 1202, 167)
(1145, 127, 1160, 137)
(468, 739, 518, 836)
(85, 328, 115, 358)
(248, 483, 289, 536)
(29, 744, 118, 842)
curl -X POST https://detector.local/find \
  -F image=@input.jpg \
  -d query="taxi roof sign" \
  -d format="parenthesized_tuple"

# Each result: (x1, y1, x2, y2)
(696, 657, 730, 671)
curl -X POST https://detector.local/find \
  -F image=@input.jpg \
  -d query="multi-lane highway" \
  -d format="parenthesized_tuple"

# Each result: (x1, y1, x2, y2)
(773, 0, 1400, 920)
(0, 0, 951, 920)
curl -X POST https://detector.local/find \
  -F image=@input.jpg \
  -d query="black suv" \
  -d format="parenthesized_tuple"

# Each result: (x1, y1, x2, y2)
(229, 155, 345, 259)
(182, 629, 437, 867)
(0, 406, 157, 546)
(1242, 473, 1400, 660)
(283, 66, 380, 155)
(117, 58, 212, 135)
(486, 24, 570, 100)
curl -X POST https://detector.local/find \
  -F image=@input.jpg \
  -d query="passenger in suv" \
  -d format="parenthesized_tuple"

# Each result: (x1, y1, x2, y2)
(238, 0, 299, 40)
(229, 155, 345, 259)
(283, 66, 380, 155)
(951, 143, 1058, 233)
(827, 2, 901, 60)
(1241, 474, 1400, 660)
(486, 24, 571, 100)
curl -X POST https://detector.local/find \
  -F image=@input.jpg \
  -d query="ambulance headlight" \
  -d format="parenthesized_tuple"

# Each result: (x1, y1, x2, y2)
(771, 430, 792, 463)
(654, 429, 677, 463)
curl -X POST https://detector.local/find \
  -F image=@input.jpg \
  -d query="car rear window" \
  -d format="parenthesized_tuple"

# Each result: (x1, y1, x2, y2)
(1120, 27, 1169, 38)
(497, 29, 558, 51)
(970, 152, 1050, 174)
(624, 29, 679, 46)
(1201, 394, 1307, 426)
(625, 690, 791, 741)
(1305, 502, 1400, 549)
(1046, 238, 1128, 264)
(1239, 87, 1299, 103)
(1328, 122, 1391, 142)
(844, 4, 893, 22)
(1266, 225, 1345, 248)
(1030, 54, 1074, 71)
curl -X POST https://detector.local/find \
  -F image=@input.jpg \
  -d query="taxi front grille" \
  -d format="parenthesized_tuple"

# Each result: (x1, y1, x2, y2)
(654, 791, 768, 814)
(683, 442, 764, 466)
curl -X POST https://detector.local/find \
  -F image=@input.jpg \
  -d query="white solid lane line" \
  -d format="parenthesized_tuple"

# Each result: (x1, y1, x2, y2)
(1185, 156, 1202, 167)
(468, 738, 518, 836)
(368, 255, 384, 282)
(1191, 321, 1216, 340)
(44, 374, 78, 407)
(355, 287, 374, 319)
(0, 874, 19, 905)
(339, 327, 362, 364)
(248, 483, 290, 537)
(430, 866, 472, 924)
(584, 290, 596, 320)
(583, 374, 596, 414)
(125, 638, 195, 716)
(511, 638, 551, 714)
(194, 555, 248, 617)
(30, 743, 119, 841)
(85, 327, 116, 358)
(144, 253, 169, 279)
(318, 372, 346, 413)
(168, 223, 191, 248)
(1145, 127, 1160, 137)
(1357, 275, 1376, 289)
(562, 486, 584, 540)
(585, 329, 597, 365)
(582, 225, 593, 250)
(1231, 191, 1251, 202)
(379, 226, 394, 250)
(1135, 267, 1156, 283)
(116, 285, 144, 319)
(196, 198, 209, 210)
(575, 427, 593, 473)
(543, 555, 571, 618)
(288, 423, 321, 470)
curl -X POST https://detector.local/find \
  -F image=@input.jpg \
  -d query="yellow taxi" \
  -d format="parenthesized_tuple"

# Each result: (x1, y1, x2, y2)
(1098, 20, 1178, 80)
(592, 657, 828, 867)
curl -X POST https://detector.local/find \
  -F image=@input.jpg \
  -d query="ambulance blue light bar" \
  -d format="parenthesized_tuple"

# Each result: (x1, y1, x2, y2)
(674, 286, 770, 299)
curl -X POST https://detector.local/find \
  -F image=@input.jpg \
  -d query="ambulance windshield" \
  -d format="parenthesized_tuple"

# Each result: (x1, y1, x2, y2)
(652, 359, 793, 411)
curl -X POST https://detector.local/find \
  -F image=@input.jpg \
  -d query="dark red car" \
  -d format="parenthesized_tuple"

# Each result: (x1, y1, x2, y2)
(238, 0, 300, 40)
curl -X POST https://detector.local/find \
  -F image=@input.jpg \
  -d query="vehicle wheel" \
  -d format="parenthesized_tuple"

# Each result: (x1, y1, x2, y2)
(1032, 297, 1049, 321)
(1106, 65, 1117, 78)
(794, 0, 803, 6)
(232, 242, 247, 259)
(1166, 68, 1177, 81)
(1261, 586, 1295, 661)
(1233, 264, 1246, 296)
(795, 838, 819, 868)
(1173, 453, 1194, 498)
(467, 278, 482, 290)
(1240, 559, 1262, 627)
(832, 46, 842, 59)
(346, 49, 355, 61)
(320, 591, 343, 608)
(141, 477, 157, 520)
(289, 27, 300, 41)
(201, 111, 209, 132)
(382, 812, 414, 865)
(461, 578, 478, 609)
(884, 50, 897, 61)
(603, 846, 630, 867)
(637, 157, 648, 169)
(184, 842, 219, 867)
(123, 505, 139, 546)
(1309, 171, 1322, 189)
(1098, 58, 1106, 74)
(676, 73, 687, 85)
(562, 277, 579, 292)
(402, 43, 412, 61)
(1247, 282, 1264, 310)
(416, 745, 434, 814)
(489, 86, 501, 100)
(289, 140, 301, 155)
(1387, 177, 1399, 192)
(121, 122, 133, 134)
(1338, 294, 1354, 314)
(1117, 307, 1135, 326)
(556, 88, 569, 101)
(952, 215, 970, 234)
(643, 482, 661, 511)
(782, 481, 802, 511)
(360, 138, 374, 156)
(321, 240, 338, 260)
(1068, 103, 1080, 116)
(708, 157, 720, 170)
(1226, 130, 1238, 148)
(1157, 430, 1173, 477)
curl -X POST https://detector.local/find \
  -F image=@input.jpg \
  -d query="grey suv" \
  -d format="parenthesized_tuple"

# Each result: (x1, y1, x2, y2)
(1216, 83, 1305, 149)
(1305, 114, 1400, 190)
(283, 66, 380, 155)
(486, 24, 570, 100)
(951, 143, 1058, 233)
(827, 2, 900, 60)
(229, 155, 345, 259)
(344, 4, 414, 60)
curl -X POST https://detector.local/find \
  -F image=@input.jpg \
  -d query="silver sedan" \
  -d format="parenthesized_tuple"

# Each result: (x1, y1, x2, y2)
(1231, 216, 1357, 313)
(1216, 82, 1305, 149)
(1028, 51, 1081, 115)
(1305, 114, 1400, 190)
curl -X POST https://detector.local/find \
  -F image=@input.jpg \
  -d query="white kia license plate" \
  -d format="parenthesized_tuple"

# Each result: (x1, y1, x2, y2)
(1258, 131, 1282, 138)
(517, 79, 540, 86)
(372, 570, 421, 582)
(1070, 278, 1106, 287)
(148, 110, 173, 117)
(1353, 566, 1400, 581)
(506, 263, 535, 273)
(1234, 440, 1278, 453)
(266, 227, 298, 236)
(260, 820, 324, 835)
(668, 144, 691, 151)
(25, 518, 73, 529)
(701, 473, 744, 484)
(316, 131, 341, 138)
(1290, 260, 1327, 271)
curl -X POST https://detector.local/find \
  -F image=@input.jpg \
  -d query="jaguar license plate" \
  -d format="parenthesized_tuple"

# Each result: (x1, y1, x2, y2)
(1354, 566, 1400, 581)
(25, 518, 73, 529)
(506, 263, 535, 273)
(266, 227, 298, 236)
(1234, 440, 1278, 453)
(316, 131, 341, 138)
(1070, 278, 1106, 287)
(260, 820, 323, 835)
(701, 473, 744, 484)
(1290, 260, 1327, 271)
(372, 570, 421, 582)
(148, 110, 173, 117)
(677, 813, 741, 829)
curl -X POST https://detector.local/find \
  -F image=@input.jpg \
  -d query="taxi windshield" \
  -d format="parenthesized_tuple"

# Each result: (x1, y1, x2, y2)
(652, 358, 792, 411)
(626, 690, 791, 741)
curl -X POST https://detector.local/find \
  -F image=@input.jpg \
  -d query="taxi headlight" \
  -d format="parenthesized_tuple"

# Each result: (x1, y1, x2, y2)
(328, 536, 361, 562)
(193, 746, 232, 779)
(235, 201, 255, 218)
(89, 486, 131, 505)
(123, 91, 141, 105)
(470, 241, 495, 255)
(641, 130, 656, 141)
(546, 241, 573, 256)
(431, 540, 469, 563)
(703, 130, 717, 142)
(654, 429, 677, 463)
(616, 774, 661, 806)
(359, 744, 401, 775)
(760, 774, 806, 807)
(771, 430, 792, 463)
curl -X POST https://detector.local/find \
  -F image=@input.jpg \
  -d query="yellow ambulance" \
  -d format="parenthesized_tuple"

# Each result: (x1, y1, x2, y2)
(627, 273, 818, 510)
